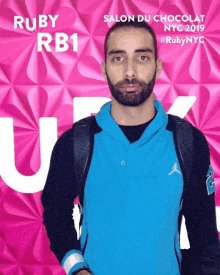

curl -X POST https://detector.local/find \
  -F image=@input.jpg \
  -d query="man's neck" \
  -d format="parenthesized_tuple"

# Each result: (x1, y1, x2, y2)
(111, 94, 156, 126)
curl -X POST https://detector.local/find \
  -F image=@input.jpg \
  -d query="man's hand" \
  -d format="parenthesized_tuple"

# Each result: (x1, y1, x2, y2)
(76, 270, 92, 275)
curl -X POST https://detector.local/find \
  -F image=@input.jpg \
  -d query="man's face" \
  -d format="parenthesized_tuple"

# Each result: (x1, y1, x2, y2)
(102, 27, 161, 107)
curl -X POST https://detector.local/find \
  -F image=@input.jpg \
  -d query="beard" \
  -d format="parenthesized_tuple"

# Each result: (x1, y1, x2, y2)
(106, 71, 156, 107)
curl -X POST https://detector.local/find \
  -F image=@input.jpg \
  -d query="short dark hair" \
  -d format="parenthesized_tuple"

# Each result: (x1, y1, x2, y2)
(104, 18, 158, 61)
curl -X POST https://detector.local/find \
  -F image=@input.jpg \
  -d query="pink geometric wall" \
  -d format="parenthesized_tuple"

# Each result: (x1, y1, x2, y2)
(0, 0, 220, 274)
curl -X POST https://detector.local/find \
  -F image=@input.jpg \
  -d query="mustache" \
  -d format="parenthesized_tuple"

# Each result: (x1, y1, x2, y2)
(115, 78, 146, 88)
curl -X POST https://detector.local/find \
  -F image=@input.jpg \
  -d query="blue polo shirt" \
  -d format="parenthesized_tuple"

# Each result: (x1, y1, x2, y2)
(80, 100, 183, 274)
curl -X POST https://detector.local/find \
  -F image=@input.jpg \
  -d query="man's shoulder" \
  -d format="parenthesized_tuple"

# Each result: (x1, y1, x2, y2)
(167, 114, 207, 144)
(56, 127, 74, 147)
(74, 116, 102, 134)
(167, 114, 210, 172)
(53, 116, 101, 157)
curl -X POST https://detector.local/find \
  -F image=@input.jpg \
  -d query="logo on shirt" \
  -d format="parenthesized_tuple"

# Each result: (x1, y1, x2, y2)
(72, 203, 82, 240)
(206, 165, 215, 195)
(168, 162, 181, 176)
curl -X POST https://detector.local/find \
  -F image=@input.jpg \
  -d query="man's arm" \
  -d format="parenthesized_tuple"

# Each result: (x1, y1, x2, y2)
(41, 128, 91, 275)
(181, 127, 220, 274)
(75, 269, 91, 275)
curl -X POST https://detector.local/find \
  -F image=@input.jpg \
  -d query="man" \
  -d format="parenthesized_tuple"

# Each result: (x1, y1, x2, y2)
(41, 19, 220, 275)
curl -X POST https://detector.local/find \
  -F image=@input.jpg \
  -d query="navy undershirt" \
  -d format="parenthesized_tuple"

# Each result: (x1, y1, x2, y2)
(119, 114, 156, 143)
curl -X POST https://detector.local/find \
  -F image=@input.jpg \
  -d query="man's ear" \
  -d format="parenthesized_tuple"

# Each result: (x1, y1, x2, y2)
(155, 59, 162, 80)
(101, 61, 108, 82)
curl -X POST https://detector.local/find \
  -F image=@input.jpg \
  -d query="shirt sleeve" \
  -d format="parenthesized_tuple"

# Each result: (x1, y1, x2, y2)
(181, 127, 220, 274)
(41, 128, 88, 271)
(62, 250, 89, 274)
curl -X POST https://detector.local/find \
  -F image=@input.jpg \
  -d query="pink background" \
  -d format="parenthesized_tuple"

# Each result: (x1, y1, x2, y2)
(0, 0, 220, 274)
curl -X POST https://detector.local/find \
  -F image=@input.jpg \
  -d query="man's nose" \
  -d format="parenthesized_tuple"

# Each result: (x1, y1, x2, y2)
(124, 59, 136, 79)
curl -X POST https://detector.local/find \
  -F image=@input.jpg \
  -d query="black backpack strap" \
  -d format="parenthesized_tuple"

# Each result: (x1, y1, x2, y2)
(73, 116, 102, 210)
(73, 116, 94, 209)
(167, 114, 194, 186)
(167, 114, 194, 230)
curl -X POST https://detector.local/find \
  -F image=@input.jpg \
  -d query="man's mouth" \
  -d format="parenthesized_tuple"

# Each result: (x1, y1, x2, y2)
(122, 85, 139, 92)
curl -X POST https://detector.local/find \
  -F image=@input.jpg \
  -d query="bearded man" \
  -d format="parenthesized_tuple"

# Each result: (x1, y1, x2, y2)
(41, 18, 220, 275)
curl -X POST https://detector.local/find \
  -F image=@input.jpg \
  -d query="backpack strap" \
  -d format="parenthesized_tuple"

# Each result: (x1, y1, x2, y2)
(167, 114, 194, 186)
(73, 116, 101, 209)
(73, 117, 94, 209)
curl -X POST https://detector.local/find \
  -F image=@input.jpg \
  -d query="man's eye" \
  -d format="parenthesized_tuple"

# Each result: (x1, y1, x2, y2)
(140, 56, 149, 61)
(112, 56, 122, 62)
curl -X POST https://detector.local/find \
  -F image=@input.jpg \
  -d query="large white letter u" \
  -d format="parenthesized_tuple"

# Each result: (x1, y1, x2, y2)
(0, 118, 57, 193)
